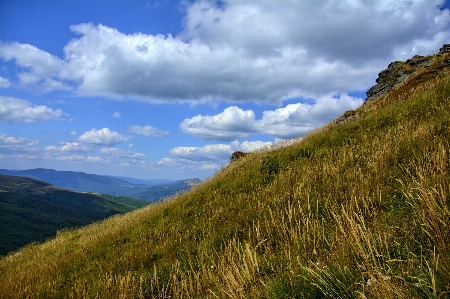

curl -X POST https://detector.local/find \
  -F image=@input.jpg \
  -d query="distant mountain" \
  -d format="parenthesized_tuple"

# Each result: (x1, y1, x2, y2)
(0, 168, 146, 196)
(0, 168, 200, 202)
(133, 178, 201, 201)
(112, 176, 174, 185)
(0, 174, 149, 256)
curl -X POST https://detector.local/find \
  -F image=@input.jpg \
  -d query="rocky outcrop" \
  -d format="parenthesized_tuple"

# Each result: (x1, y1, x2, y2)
(365, 44, 450, 101)
(366, 56, 431, 100)
(437, 44, 450, 55)
(330, 44, 450, 128)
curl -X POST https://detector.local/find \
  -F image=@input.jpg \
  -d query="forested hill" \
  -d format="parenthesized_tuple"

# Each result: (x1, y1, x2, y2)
(0, 174, 149, 256)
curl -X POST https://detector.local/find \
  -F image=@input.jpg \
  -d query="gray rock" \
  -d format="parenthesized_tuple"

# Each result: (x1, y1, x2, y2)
(438, 44, 450, 55)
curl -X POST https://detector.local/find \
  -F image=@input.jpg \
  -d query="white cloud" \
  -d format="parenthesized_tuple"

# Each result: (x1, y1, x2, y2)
(235, 140, 274, 152)
(180, 106, 256, 141)
(0, 77, 10, 88)
(0, 134, 40, 157)
(257, 94, 364, 138)
(0, 134, 39, 146)
(180, 95, 363, 140)
(47, 154, 86, 161)
(0, 1, 448, 103)
(112, 112, 121, 118)
(182, 0, 450, 63)
(42, 142, 147, 167)
(0, 97, 68, 123)
(100, 147, 146, 160)
(168, 140, 272, 162)
(169, 144, 232, 161)
(78, 128, 128, 145)
(45, 142, 91, 152)
(0, 42, 72, 92)
(128, 125, 169, 137)
(152, 139, 272, 177)
(87, 156, 104, 163)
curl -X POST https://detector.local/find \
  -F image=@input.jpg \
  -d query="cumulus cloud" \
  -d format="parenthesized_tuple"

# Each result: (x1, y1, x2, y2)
(87, 156, 104, 163)
(42, 142, 148, 167)
(0, 42, 72, 92)
(44, 154, 86, 162)
(180, 106, 256, 141)
(0, 77, 10, 88)
(0, 134, 39, 146)
(0, 97, 68, 123)
(152, 139, 290, 178)
(0, 1, 448, 103)
(78, 128, 128, 145)
(128, 125, 169, 137)
(258, 94, 364, 138)
(112, 112, 121, 118)
(181, 94, 363, 140)
(45, 142, 91, 152)
(169, 140, 272, 162)
(169, 144, 232, 161)
(100, 147, 146, 160)
(0, 134, 40, 157)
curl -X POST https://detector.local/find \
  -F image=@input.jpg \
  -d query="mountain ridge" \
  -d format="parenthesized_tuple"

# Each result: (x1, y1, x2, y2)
(0, 168, 200, 201)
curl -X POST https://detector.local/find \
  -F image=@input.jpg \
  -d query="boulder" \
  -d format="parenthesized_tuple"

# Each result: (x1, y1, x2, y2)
(230, 151, 247, 162)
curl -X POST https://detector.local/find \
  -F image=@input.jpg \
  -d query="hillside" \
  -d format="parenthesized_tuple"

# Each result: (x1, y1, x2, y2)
(0, 175, 149, 256)
(0, 46, 449, 298)
(0, 169, 199, 201)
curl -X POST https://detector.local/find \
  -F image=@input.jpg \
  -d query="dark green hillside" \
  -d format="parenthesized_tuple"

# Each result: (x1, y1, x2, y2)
(0, 47, 449, 298)
(0, 175, 149, 256)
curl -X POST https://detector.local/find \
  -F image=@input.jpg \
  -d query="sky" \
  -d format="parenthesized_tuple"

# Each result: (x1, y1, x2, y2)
(1, 0, 449, 180)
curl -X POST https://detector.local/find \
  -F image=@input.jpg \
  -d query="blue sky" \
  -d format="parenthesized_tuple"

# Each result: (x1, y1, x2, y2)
(1, 0, 449, 180)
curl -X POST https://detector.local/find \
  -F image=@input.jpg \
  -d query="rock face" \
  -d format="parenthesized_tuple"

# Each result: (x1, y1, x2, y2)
(365, 44, 450, 101)
(366, 56, 430, 100)
(438, 44, 450, 55)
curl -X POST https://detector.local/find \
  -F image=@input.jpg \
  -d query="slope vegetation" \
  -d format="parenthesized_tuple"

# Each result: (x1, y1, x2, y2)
(0, 49, 449, 298)
(0, 175, 149, 256)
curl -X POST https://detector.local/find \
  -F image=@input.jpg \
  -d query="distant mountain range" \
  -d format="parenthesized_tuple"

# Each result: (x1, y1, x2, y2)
(0, 174, 149, 256)
(111, 176, 174, 185)
(0, 169, 200, 201)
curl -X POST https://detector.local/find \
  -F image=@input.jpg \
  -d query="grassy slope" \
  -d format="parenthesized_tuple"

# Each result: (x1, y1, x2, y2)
(0, 175, 150, 256)
(0, 54, 449, 298)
